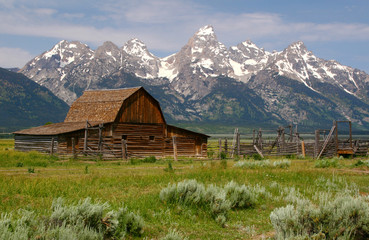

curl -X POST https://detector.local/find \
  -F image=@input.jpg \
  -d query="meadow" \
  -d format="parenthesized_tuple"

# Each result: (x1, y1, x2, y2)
(0, 139, 368, 239)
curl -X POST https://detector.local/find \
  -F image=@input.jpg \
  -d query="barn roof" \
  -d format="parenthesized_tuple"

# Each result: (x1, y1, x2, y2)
(13, 121, 103, 135)
(64, 87, 142, 123)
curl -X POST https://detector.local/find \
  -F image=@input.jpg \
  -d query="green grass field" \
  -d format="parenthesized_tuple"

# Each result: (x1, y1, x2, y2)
(0, 139, 368, 239)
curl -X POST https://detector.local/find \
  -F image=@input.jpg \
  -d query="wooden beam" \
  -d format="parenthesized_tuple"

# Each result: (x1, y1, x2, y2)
(218, 138, 222, 159)
(173, 136, 178, 161)
(301, 141, 305, 158)
(224, 138, 228, 154)
(317, 125, 336, 159)
(237, 132, 241, 156)
(50, 137, 54, 156)
(314, 130, 320, 158)
(253, 145, 264, 158)
(72, 137, 76, 159)
(84, 120, 88, 153)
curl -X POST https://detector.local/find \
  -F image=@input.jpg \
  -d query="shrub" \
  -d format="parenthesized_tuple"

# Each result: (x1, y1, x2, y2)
(252, 153, 263, 160)
(219, 151, 227, 160)
(234, 160, 271, 169)
(143, 156, 157, 163)
(105, 206, 145, 238)
(28, 167, 35, 173)
(16, 162, 23, 167)
(224, 181, 256, 209)
(270, 195, 369, 239)
(161, 228, 188, 240)
(273, 159, 291, 169)
(160, 180, 263, 226)
(0, 198, 145, 239)
(159, 179, 231, 226)
(315, 158, 339, 168)
(0, 210, 38, 240)
(50, 198, 144, 238)
(207, 150, 215, 159)
(353, 160, 369, 168)
(50, 197, 109, 231)
(164, 160, 174, 172)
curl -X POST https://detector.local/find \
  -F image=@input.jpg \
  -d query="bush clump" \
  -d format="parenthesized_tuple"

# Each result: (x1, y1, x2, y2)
(273, 159, 291, 169)
(159, 179, 230, 226)
(270, 195, 369, 239)
(161, 228, 188, 240)
(353, 159, 369, 168)
(224, 181, 257, 209)
(315, 158, 339, 168)
(0, 198, 145, 239)
(160, 179, 261, 226)
(234, 160, 271, 169)
(143, 156, 157, 163)
(251, 153, 263, 160)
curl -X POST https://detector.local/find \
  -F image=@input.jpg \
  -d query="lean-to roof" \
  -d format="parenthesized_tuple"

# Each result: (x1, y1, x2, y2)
(13, 121, 103, 135)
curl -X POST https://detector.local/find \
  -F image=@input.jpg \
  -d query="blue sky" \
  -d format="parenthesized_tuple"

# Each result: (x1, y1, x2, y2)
(1, 0, 369, 73)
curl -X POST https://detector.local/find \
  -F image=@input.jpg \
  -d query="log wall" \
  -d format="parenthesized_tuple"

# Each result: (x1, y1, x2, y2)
(14, 135, 58, 153)
(15, 123, 208, 159)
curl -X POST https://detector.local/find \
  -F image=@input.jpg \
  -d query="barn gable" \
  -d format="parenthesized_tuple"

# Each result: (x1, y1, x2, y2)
(116, 88, 165, 124)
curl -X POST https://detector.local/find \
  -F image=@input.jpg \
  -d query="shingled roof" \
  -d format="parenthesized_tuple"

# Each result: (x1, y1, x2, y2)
(64, 87, 141, 123)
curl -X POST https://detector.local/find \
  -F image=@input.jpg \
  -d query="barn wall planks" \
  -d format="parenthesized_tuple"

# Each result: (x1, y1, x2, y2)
(14, 135, 58, 153)
(117, 89, 165, 124)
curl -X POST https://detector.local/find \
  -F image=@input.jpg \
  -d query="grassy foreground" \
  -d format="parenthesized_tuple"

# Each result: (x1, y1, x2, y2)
(0, 139, 369, 239)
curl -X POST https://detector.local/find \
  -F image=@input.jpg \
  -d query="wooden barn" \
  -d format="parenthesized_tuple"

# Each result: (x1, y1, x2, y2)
(14, 87, 208, 159)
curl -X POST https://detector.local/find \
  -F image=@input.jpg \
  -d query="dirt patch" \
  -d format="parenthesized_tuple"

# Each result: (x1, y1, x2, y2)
(251, 231, 275, 239)
(336, 168, 369, 175)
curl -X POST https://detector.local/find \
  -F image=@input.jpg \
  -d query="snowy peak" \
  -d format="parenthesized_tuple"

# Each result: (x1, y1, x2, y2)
(122, 38, 155, 61)
(95, 41, 120, 60)
(228, 40, 272, 82)
(195, 25, 216, 38)
(285, 41, 307, 53)
(121, 38, 160, 79)
(39, 40, 93, 69)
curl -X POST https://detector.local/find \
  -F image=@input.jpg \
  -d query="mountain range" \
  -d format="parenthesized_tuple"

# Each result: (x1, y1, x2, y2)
(0, 67, 69, 132)
(18, 25, 369, 131)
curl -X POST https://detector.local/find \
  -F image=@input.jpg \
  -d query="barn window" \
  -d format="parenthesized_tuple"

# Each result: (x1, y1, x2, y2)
(122, 135, 127, 140)
(149, 136, 155, 141)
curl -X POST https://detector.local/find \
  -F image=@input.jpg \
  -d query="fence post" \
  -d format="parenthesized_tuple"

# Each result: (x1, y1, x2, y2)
(218, 138, 222, 159)
(301, 141, 306, 158)
(83, 120, 88, 153)
(237, 132, 241, 156)
(314, 130, 320, 158)
(281, 127, 285, 148)
(98, 123, 103, 153)
(258, 128, 263, 150)
(72, 137, 77, 159)
(173, 136, 178, 161)
(224, 138, 228, 154)
(50, 137, 54, 156)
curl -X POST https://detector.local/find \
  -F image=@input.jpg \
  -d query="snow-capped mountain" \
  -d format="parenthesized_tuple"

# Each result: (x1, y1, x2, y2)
(19, 25, 369, 129)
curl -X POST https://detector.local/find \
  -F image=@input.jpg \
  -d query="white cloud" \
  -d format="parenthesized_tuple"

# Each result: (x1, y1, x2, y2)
(1, 0, 369, 56)
(0, 48, 33, 68)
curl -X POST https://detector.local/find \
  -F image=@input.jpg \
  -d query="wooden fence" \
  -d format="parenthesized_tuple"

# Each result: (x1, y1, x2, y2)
(208, 124, 369, 159)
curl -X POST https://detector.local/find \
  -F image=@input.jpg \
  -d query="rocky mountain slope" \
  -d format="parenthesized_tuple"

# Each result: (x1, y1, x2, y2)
(19, 25, 369, 130)
(0, 67, 69, 132)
